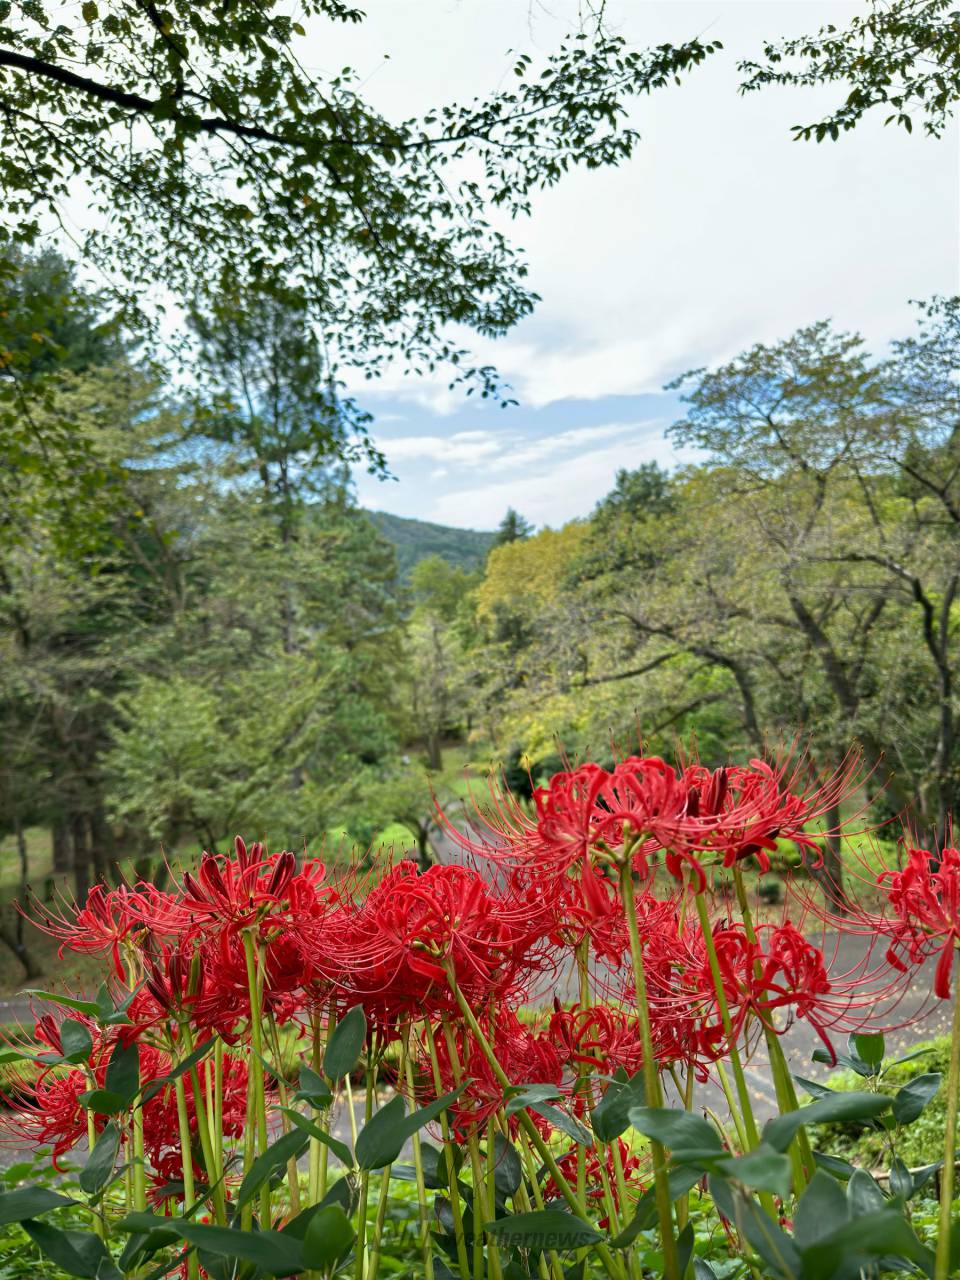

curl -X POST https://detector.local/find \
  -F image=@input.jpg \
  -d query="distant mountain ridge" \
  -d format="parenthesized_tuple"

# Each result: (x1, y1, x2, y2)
(366, 509, 495, 578)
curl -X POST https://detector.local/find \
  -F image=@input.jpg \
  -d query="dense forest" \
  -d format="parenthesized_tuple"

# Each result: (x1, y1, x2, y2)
(2, 247, 958, 982)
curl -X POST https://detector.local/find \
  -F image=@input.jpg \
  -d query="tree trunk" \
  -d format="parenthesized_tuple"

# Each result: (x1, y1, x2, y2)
(0, 914, 41, 979)
(425, 730, 443, 773)
(52, 819, 72, 874)
(415, 823, 435, 873)
(71, 813, 92, 903)
(88, 807, 115, 884)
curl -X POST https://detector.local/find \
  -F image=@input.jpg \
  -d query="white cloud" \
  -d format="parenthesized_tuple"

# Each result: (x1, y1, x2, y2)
(380, 431, 502, 464)
(427, 431, 683, 528)
(331, 0, 957, 420)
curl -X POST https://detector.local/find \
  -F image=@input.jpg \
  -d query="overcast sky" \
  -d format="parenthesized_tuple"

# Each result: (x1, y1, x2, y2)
(321, 2, 958, 530)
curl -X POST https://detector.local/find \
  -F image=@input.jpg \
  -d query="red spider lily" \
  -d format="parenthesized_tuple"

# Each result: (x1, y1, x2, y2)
(544, 1139, 646, 1229)
(417, 1010, 563, 1140)
(671, 752, 866, 877)
(141, 1050, 252, 1196)
(879, 842, 960, 999)
(0, 1011, 112, 1168)
(25, 884, 142, 979)
(143, 941, 204, 1017)
(548, 1002, 644, 1078)
(695, 917, 916, 1063)
(309, 862, 552, 1026)
(180, 838, 301, 931)
(1, 1066, 99, 1168)
(189, 927, 311, 1039)
(532, 757, 691, 878)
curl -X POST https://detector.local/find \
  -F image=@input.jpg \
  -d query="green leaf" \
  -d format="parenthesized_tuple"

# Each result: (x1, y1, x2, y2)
(708, 1178, 800, 1279)
(627, 1106, 723, 1158)
(799, 1209, 934, 1278)
(762, 1092, 892, 1153)
(78, 1088, 128, 1115)
(847, 1168, 886, 1217)
(909, 1160, 942, 1196)
(60, 1019, 93, 1064)
(609, 1167, 701, 1247)
(323, 1006, 366, 1080)
(889, 1156, 913, 1200)
(530, 1101, 593, 1147)
(812, 1048, 873, 1078)
(79, 1121, 120, 1196)
(302, 1204, 355, 1269)
(237, 1128, 310, 1209)
(793, 1076, 835, 1100)
(491, 1133, 522, 1196)
(118, 1215, 305, 1276)
(178, 1223, 304, 1276)
(677, 1222, 695, 1280)
(105, 1040, 139, 1105)
(485, 1208, 602, 1250)
(22, 991, 102, 1016)
(392, 1141, 446, 1190)
(278, 1108, 353, 1166)
(0, 1186, 75, 1224)
(852, 1032, 884, 1068)
(715, 1144, 792, 1199)
(294, 1065, 332, 1107)
(591, 1070, 645, 1143)
(139, 1038, 215, 1106)
(793, 1171, 848, 1248)
(892, 1072, 941, 1125)
(21, 1220, 122, 1279)
(812, 1151, 857, 1181)
(355, 1086, 466, 1170)
(81, 1, 99, 22)
(503, 1082, 564, 1116)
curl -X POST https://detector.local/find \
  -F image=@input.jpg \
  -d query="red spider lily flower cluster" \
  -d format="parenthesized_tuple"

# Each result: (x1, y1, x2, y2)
(0, 1006, 254, 1193)
(0, 743, 940, 1238)
(544, 1138, 646, 1229)
(880, 842, 960, 999)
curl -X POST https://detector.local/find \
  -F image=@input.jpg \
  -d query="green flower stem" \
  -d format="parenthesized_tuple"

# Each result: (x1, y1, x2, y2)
(693, 890, 778, 1221)
(494, 1111, 547, 1277)
(692, 894, 759, 1144)
(344, 1071, 360, 1148)
(268, 1018, 301, 1217)
(132, 1097, 147, 1215)
(354, 1049, 376, 1280)
(576, 940, 591, 1204)
(935, 955, 960, 1280)
(618, 863, 680, 1280)
(240, 1044, 256, 1231)
(369, 1034, 411, 1280)
(484, 1116, 505, 1280)
(714, 1061, 749, 1152)
(732, 866, 812, 1192)
(242, 928, 272, 1228)
(441, 1018, 501, 1280)
(213, 1037, 224, 1192)
(308, 1009, 328, 1205)
(180, 1022, 228, 1225)
(423, 1019, 472, 1280)
(404, 1038, 435, 1280)
(174, 1072, 200, 1280)
(366, 1166, 393, 1280)
(444, 969, 627, 1280)
(514, 1124, 565, 1280)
